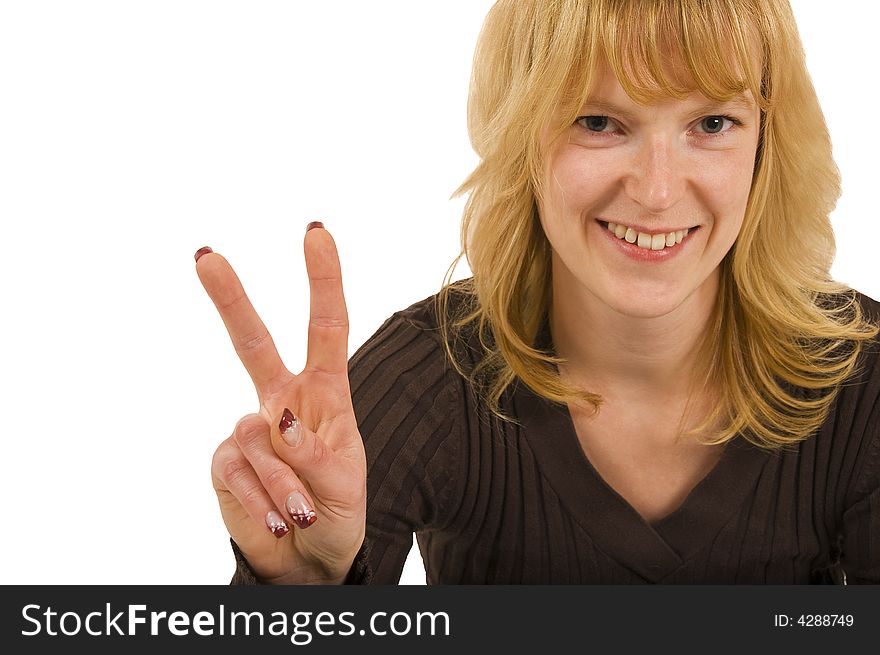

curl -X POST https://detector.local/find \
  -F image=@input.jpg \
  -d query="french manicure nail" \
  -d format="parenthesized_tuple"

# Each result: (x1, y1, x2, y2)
(279, 408, 302, 447)
(194, 246, 213, 262)
(266, 511, 290, 539)
(286, 491, 317, 529)
(306, 221, 324, 232)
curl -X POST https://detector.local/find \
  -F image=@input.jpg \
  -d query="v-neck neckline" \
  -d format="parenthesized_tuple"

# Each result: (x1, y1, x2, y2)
(508, 320, 770, 582)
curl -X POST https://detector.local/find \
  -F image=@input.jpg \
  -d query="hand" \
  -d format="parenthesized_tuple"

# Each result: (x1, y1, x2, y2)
(195, 224, 366, 584)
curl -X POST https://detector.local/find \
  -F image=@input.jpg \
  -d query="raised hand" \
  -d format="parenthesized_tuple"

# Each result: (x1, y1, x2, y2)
(195, 223, 366, 584)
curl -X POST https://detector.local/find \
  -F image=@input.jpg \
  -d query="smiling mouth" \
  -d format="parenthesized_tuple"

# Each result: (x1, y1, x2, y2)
(598, 220, 700, 251)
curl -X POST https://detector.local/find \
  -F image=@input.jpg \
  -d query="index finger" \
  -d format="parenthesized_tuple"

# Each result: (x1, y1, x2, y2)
(195, 249, 286, 395)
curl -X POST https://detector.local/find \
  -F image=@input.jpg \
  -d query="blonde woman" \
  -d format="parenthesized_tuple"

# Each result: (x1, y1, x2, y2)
(196, 0, 879, 584)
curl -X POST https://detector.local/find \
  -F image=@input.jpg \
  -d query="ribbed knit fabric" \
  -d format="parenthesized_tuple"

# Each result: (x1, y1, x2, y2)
(232, 284, 880, 584)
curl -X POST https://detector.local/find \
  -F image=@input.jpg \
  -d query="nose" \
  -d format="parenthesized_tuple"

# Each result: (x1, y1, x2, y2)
(624, 136, 686, 213)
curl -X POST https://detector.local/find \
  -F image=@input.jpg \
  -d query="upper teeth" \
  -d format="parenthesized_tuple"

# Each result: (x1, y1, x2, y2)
(607, 222, 690, 251)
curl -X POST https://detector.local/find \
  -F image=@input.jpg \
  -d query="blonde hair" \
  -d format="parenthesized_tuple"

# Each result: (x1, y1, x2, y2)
(437, 0, 878, 449)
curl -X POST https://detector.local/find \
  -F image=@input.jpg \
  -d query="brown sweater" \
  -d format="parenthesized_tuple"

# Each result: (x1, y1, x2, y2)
(233, 285, 880, 584)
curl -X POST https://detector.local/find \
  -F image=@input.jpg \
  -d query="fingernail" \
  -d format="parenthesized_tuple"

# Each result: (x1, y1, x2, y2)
(306, 221, 324, 232)
(279, 408, 302, 447)
(194, 246, 213, 262)
(286, 491, 317, 529)
(265, 511, 290, 539)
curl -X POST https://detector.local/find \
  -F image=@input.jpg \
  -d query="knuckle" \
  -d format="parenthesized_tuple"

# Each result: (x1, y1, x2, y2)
(211, 438, 238, 476)
(215, 287, 246, 313)
(233, 414, 269, 449)
(219, 455, 253, 490)
(309, 317, 348, 330)
(235, 328, 272, 353)
(239, 484, 267, 509)
(263, 465, 292, 491)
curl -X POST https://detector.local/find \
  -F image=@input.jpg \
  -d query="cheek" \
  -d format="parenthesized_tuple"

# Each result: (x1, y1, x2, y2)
(700, 152, 756, 231)
(542, 151, 613, 223)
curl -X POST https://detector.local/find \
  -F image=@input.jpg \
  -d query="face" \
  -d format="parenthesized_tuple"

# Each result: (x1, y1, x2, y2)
(538, 64, 761, 320)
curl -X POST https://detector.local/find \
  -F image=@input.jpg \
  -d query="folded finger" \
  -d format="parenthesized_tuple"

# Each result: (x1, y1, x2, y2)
(212, 437, 291, 539)
(233, 414, 318, 529)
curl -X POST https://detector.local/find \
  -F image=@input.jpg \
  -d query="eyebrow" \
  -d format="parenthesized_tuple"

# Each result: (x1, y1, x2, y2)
(579, 94, 757, 118)
(698, 95, 757, 113)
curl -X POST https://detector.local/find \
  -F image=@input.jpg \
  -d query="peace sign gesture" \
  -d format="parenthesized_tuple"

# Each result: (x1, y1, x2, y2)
(196, 223, 366, 584)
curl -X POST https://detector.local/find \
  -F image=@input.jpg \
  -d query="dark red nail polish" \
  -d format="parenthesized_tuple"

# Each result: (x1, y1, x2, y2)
(194, 246, 213, 262)
(286, 492, 318, 529)
(279, 408, 302, 447)
(306, 221, 324, 232)
(279, 408, 296, 433)
(266, 511, 290, 539)
(291, 514, 317, 530)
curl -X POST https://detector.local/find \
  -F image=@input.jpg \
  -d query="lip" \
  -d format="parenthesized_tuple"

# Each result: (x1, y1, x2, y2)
(594, 219, 700, 263)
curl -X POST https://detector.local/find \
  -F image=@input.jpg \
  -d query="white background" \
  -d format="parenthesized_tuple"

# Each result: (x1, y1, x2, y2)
(0, 1, 876, 584)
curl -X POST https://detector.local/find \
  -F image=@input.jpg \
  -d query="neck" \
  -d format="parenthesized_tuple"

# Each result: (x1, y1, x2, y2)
(549, 267, 719, 399)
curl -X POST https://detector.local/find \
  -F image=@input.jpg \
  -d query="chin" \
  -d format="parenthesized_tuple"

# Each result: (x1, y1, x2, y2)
(610, 297, 684, 319)
(599, 282, 689, 319)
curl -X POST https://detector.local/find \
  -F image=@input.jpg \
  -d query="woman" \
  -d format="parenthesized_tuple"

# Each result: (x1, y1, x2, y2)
(196, 0, 880, 584)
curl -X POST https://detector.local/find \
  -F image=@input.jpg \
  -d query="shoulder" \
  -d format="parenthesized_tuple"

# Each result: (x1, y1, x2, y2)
(348, 281, 476, 379)
(815, 288, 880, 375)
(850, 289, 880, 385)
(854, 289, 880, 325)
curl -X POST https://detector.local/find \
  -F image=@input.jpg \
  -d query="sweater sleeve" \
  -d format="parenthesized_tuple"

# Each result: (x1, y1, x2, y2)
(344, 306, 463, 584)
(229, 535, 375, 585)
(230, 538, 259, 584)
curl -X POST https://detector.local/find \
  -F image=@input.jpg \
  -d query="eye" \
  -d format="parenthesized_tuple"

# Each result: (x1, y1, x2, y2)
(696, 115, 739, 134)
(575, 115, 617, 133)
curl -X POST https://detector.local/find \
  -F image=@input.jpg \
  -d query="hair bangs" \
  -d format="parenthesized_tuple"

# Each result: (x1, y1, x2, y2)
(593, 0, 768, 110)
